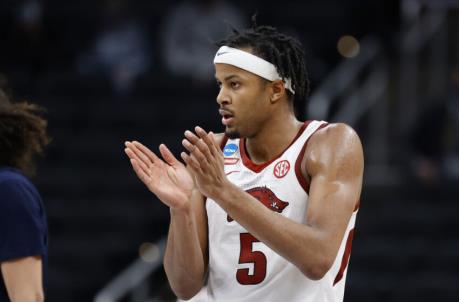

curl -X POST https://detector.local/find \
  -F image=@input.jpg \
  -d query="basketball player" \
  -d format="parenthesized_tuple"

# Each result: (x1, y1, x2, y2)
(0, 90, 49, 302)
(125, 24, 363, 301)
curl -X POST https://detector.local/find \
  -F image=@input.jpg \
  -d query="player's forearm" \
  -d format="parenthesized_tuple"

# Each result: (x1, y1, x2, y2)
(213, 182, 337, 280)
(164, 207, 206, 299)
(9, 290, 44, 302)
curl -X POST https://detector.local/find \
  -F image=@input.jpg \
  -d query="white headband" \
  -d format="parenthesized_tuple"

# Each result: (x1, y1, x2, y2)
(213, 46, 295, 94)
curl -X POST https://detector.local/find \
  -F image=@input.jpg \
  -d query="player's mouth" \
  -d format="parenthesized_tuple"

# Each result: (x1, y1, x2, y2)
(219, 109, 235, 126)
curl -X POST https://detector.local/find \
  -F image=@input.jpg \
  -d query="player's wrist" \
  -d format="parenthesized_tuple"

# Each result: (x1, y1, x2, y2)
(210, 178, 236, 204)
(169, 197, 192, 213)
(169, 204, 192, 217)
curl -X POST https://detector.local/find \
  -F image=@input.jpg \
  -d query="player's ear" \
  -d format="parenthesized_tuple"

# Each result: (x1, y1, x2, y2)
(269, 80, 285, 104)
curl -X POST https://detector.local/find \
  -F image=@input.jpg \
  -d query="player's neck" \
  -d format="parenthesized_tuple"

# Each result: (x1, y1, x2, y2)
(245, 113, 303, 164)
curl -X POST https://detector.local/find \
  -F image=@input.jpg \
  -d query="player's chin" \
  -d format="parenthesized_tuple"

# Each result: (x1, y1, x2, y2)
(225, 128, 241, 139)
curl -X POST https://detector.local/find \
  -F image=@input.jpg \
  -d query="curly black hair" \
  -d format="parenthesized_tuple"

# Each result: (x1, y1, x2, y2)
(217, 17, 310, 118)
(0, 90, 50, 177)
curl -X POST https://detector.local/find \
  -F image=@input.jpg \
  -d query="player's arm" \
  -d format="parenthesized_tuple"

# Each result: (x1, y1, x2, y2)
(297, 123, 363, 277)
(125, 141, 207, 299)
(125, 134, 223, 299)
(1, 256, 44, 302)
(165, 133, 223, 299)
(163, 188, 208, 300)
(183, 124, 363, 280)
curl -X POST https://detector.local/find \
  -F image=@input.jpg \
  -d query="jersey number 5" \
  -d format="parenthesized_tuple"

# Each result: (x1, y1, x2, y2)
(236, 233, 267, 285)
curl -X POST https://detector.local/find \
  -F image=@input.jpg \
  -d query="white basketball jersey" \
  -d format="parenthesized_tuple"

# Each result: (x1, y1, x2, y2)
(204, 120, 358, 302)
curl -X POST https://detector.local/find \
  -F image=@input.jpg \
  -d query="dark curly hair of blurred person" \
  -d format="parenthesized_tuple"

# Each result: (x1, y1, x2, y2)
(0, 89, 51, 177)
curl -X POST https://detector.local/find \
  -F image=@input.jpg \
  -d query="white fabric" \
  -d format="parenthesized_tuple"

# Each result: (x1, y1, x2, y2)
(204, 120, 357, 302)
(213, 46, 295, 94)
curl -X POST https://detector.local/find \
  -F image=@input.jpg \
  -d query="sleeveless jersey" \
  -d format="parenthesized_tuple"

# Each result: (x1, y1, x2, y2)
(204, 120, 358, 302)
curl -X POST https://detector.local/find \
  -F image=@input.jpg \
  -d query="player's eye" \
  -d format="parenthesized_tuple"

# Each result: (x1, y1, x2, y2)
(231, 82, 240, 89)
(216, 81, 222, 89)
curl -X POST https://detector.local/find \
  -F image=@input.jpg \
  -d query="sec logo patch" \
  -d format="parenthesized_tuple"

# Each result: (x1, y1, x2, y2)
(273, 160, 290, 178)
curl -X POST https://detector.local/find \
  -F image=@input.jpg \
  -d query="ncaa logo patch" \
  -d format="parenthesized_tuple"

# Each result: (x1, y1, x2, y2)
(273, 160, 290, 178)
(223, 143, 238, 156)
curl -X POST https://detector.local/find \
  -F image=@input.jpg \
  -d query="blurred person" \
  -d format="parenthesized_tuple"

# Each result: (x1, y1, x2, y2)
(77, 0, 151, 95)
(444, 65, 459, 179)
(161, 0, 244, 84)
(9, 0, 47, 87)
(14, 0, 43, 37)
(409, 100, 447, 185)
(410, 65, 459, 185)
(0, 89, 50, 301)
(125, 22, 363, 301)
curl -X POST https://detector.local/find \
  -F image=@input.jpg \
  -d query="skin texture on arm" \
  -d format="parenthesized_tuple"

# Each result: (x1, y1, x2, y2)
(164, 189, 208, 299)
(1, 256, 44, 302)
(124, 141, 204, 299)
(300, 123, 363, 276)
(124, 135, 223, 299)
(181, 124, 363, 280)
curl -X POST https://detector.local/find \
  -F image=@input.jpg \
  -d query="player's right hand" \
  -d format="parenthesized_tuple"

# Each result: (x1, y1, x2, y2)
(124, 141, 194, 210)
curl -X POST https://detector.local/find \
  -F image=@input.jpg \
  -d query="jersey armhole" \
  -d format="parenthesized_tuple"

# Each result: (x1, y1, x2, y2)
(294, 123, 329, 194)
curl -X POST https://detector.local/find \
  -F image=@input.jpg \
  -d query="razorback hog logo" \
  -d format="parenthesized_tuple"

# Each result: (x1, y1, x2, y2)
(227, 187, 289, 222)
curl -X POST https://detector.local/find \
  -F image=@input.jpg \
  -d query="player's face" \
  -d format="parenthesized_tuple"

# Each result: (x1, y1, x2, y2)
(215, 63, 271, 139)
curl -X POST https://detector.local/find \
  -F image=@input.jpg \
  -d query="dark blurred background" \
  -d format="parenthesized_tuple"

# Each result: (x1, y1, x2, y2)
(1, 0, 458, 301)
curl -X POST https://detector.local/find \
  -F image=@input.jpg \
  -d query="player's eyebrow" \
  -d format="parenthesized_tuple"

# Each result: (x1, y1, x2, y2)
(215, 74, 240, 82)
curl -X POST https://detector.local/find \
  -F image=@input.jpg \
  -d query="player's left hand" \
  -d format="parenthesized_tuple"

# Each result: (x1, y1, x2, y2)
(181, 126, 228, 199)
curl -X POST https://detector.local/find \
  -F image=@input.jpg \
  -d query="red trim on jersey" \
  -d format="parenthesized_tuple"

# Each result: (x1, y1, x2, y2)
(220, 135, 229, 151)
(224, 158, 240, 165)
(225, 170, 240, 176)
(354, 199, 360, 212)
(239, 121, 312, 173)
(333, 228, 355, 286)
(294, 122, 329, 193)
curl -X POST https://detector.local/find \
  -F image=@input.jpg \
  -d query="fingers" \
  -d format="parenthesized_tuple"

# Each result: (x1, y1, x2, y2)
(182, 127, 225, 173)
(124, 141, 153, 169)
(208, 131, 224, 165)
(194, 128, 223, 164)
(133, 141, 161, 164)
(129, 158, 150, 185)
(208, 131, 220, 150)
(180, 151, 203, 174)
(159, 144, 181, 167)
(184, 127, 213, 158)
(195, 126, 218, 156)
(182, 138, 208, 168)
(124, 147, 150, 176)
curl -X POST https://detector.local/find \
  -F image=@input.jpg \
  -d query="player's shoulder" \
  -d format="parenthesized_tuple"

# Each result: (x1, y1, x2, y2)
(304, 122, 363, 173)
(309, 122, 361, 150)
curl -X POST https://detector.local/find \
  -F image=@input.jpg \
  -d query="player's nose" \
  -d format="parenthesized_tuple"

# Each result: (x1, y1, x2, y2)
(216, 88, 230, 105)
